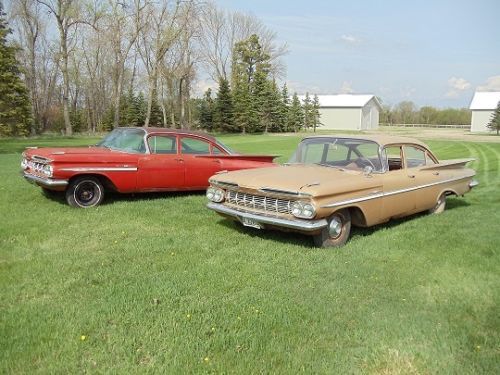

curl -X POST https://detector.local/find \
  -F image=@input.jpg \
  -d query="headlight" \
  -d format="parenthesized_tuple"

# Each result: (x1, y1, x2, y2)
(291, 201, 316, 219)
(206, 187, 225, 203)
(21, 158, 28, 169)
(42, 164, 53, 177)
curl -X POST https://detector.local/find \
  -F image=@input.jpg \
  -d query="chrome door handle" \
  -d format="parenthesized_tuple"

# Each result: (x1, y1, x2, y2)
(174, 158, 184, 162)
(408, 175, 415, 178)
(433, 172, 440, 176)
(213, 159, 221, 164)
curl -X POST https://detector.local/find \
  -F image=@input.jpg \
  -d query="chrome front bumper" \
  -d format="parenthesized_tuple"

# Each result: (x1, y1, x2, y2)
(469, 179, 479, 188)
(22, 172, 68, 187)
(207, 202, 328, 232)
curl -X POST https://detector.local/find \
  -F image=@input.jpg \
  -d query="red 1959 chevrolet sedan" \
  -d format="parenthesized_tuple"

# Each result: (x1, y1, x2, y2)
(21, 127, 277, 207)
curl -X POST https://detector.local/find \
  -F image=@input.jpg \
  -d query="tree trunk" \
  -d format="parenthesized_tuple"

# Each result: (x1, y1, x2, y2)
(179, 77, 185, 129)
(144, 66, 158, 127)
(58, 27, 72, 135)
(113, 68, 123, 128)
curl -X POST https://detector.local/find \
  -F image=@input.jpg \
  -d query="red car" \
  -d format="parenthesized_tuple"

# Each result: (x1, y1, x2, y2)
(21, 127, 277, 207)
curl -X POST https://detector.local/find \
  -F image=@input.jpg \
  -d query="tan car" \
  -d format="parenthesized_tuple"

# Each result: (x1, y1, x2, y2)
(206, 135, 478, 247)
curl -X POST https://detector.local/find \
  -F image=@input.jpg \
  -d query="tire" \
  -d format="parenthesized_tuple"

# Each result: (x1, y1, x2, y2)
(65, 176, 104, 208)
(428, 193, 446, 214)
(313, 209, 351, 248)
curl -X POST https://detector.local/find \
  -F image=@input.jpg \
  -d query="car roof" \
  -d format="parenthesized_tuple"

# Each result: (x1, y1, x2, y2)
(121, 127, 218, 143)
(302, 134, 429, 148)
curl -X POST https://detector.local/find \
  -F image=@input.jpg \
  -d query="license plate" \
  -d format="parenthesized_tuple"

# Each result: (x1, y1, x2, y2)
(241, 217, 261, 229)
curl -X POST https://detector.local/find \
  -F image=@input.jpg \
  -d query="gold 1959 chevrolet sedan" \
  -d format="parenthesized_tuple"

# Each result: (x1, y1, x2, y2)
(206, 135, 478, 247)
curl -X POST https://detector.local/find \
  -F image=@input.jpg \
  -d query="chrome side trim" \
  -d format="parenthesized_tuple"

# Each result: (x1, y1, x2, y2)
(23, 172, 68, 187)
(59, 167, 138, 172)
(207, 203, 328, 232)
(469, 179, 479, 188)
(322, 174, 475, 208)
(323, 192, 384, 208)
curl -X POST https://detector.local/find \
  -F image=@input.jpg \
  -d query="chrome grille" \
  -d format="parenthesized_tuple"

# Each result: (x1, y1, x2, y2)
(226, 191, 292, 215)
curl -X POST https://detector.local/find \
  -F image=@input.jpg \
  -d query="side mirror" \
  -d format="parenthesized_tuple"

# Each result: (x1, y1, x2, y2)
(363, 166, 373, 176)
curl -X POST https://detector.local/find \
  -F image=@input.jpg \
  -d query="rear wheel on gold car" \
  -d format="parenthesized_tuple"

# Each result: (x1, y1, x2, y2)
(428, 193, 446, 214)
(313, 209, 351, 248)
(65, 176, 104, 208)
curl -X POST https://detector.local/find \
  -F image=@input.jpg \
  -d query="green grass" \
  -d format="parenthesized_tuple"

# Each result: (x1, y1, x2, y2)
(0, 134, 499, 373)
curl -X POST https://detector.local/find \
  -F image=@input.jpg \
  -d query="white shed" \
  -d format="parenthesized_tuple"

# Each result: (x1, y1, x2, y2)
(299, 94, 381, 131)
(469, 92, 500, 132)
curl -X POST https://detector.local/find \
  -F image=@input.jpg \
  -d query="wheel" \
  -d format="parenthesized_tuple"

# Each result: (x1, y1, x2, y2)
(428, 193, 446, 214)
(65, 176, 104, 208)
(313, 209, 351, 248)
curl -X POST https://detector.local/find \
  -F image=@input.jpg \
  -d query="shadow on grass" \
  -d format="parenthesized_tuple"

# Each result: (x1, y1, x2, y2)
(39, 189, 206, 206)
(216, 197, 471, 247)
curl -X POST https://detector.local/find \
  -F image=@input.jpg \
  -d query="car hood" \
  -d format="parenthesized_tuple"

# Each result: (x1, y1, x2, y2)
(23, 146, 140, 164)
(211, 164, 382, 197)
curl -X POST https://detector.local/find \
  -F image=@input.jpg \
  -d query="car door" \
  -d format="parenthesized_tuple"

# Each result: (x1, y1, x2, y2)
(405, 145, 444, 209)
(180, 136, 223, 188)
(380, 145, 418, 218)
(136, 134, 185, 191)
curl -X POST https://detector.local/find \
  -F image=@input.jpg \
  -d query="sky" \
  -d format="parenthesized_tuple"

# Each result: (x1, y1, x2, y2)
(216, 0, 500, 108)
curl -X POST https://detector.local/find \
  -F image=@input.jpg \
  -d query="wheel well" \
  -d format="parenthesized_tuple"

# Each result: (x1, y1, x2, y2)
(443, 189, 457, 197)
(346, 206, 367, 227)
(68, 174, 117, 192)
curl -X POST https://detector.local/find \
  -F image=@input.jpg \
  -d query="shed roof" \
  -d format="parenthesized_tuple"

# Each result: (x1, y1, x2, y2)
(297, 94, 382, 110)
(469, 92, 500, 110)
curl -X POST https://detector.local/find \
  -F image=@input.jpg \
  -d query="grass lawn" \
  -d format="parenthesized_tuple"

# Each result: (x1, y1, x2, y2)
(0, 133, 498, 373)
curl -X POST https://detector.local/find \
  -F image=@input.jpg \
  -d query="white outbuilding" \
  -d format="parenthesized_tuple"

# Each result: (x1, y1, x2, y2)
(469, 92, 500, 132)
(299, 94, 381, 131)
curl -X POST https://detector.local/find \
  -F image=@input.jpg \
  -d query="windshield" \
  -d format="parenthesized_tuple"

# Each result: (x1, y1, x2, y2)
(97, 128, 146, 153)
(288, 137, 383, 172)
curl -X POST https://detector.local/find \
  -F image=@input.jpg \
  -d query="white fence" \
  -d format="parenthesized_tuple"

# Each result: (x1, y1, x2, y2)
(382, 123, 470, 129)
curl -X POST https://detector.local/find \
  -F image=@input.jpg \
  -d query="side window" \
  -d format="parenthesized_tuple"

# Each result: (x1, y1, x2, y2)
(181, 137, 210, 154)
(148, 136, 177, 154)
(404, 146, 426, 168)
(385, 146, 403, 171)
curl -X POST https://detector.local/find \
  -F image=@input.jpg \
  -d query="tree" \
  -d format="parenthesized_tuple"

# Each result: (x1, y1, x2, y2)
(213, 77, 233, 131)
(302, 92, 313, 131)
(199, 88, 214, 130)
(36, 0, 85, 135)
(312, 94, 321, 132)
(487, 101, 500, 135)
(288, 93, 304, 132)
(0, 5, 33, 136)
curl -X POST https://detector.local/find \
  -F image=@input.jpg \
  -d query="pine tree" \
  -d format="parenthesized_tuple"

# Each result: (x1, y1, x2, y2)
(199, 88, 214, 130)
(302, 92, 313, 131)
(149, 91, 163, 127)
(288, 93, 304, 132)
(0, 5, 33, 136)
(232, 34, 271, 133)
(487, 101, 500, 135)
(279, 83, 290, 132)
(213, 77, 234, 132)
(312, 94, 322, 132)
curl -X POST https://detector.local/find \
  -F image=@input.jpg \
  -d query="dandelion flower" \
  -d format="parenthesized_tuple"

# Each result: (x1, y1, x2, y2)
(80, 335, 87, 341)
(204, 357, 209, 362)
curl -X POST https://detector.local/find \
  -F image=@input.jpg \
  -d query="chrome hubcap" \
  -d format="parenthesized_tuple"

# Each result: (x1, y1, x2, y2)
(329, 217, 342, 238)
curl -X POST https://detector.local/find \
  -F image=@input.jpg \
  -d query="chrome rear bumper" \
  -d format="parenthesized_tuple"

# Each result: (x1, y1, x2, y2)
(22, 172, 68, 187)
(469, 179, 479, 188)
(207, 202, 328, 232)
